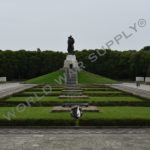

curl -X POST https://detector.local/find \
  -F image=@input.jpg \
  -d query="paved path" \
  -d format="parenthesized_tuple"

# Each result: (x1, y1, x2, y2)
(121, 83, 150, 91)
(0, 128, 150, 150)
(110, 83, 150, 99)
(0, 83, 36, 98)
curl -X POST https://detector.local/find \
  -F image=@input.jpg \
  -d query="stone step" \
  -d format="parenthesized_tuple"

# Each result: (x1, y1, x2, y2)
(66, 74, 76, 76)
(67, 76, 76, 78)
(65, 86, 80, 88)
(67, 79, 77, 82)
(62, 103, 89, 107)
(63, 92, 83, 96)
(65, 84, 79, 87)
(66, 82, 77, 84)
(59, 95, 89, 99)
(67, 79, 76, 81)
(64, 87, 81, 91)
(62, 90, 83, 92)
(67, 76, 76, 79)
(51, 106, 99, 112)
(66, 75, 76, 77)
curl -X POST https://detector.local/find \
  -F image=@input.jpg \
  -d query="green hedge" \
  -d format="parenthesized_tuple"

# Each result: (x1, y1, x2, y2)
(82, 88, 116, 91)
(26, 88, 63, 92)
(79, 118, 150, 126)
(84, 92, 129, 96)
(37, 85, 64, 88)
(14, 92, 61, 97)
(1, 100, 150, 107)
(2, 118, 150, 126)
(0, 119, 75, 126)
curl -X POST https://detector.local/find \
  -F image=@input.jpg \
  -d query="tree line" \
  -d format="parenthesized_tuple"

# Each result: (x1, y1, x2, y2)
(0, 49, 65, 81)
(0, 46, 150, 81)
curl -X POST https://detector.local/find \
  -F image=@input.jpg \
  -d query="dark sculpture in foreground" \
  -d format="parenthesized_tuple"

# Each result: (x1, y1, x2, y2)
(67, 35, 75, 54)
(70, 106, 82, 119)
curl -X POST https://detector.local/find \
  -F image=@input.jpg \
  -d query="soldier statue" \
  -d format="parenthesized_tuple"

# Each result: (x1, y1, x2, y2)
(67, 35, 75, 54)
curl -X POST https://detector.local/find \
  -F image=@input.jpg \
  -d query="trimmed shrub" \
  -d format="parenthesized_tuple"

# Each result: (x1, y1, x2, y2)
(0, 119, 75, 126)
(79, 118, 150, 126)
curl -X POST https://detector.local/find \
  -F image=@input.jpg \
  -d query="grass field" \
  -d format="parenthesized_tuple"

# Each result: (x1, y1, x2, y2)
(25, 70, 64, 84)
(5, 96, 144, 102)
(78, 70, 116, 84)
(25, 70, 116, 84)
(1, 107, 150, 126)
(2, 94, 149, 107)
(1, 107, 150, 120)
(0, 74, 150, 126)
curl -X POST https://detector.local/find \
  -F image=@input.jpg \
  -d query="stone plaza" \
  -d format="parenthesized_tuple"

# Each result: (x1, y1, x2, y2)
(0, 128, 150, 150)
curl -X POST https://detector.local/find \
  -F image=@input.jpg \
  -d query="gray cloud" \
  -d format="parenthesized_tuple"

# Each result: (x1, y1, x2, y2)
(0, 0, 149, 51)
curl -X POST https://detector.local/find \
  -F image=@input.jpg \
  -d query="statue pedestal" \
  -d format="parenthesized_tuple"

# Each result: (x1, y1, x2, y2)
(64, 55, 79, 85)
(64, 55, 79, 70)
(59, 54, 89, 99)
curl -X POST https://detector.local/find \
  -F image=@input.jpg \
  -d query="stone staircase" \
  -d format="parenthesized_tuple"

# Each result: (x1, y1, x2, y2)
(62, 83, 83, 96)
(59, 69, 88, 99)
(59, 84, 88, 99)
(65, 68, 77, 85)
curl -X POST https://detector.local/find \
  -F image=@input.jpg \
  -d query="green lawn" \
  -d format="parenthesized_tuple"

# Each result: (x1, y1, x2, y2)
(25, 70, 116, 84)
(25, 70, 64, 84)
(1, 107, 68, 119)
(26, 88, 118, 93)
(90, 96, 144, 102)
(0, 107, 73, 126)
(5, 96, 144, 102)
(6, 96, 60, 102)
(1, 106, 150, 120)
(21, 91, 122, 95)
(84, 91, 123, 94)
(80, 107, 150, 126)
(3, 95, 149, 107)
(22, 91, 61, 94)
(78, 70, 116, 84)
(26, 88, 63, 92)
(82, 87, 116, 91)
(1, 80, 150, 126)
(83, 107, 150, 119)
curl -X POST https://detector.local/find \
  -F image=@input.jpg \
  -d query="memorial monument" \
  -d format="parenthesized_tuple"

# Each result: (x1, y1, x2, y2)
(52, 36, 99, 119)
(64, 36, 79, 85)
(60, 35, 88, 98)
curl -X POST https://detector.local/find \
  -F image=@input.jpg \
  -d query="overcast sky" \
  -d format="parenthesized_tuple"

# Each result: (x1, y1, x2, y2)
(0, 0, 149, 51)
